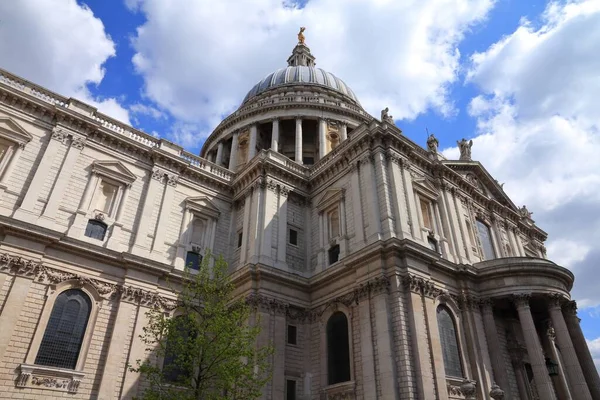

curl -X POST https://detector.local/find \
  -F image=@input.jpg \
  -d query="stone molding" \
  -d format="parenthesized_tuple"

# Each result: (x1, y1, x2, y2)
(16, 364, 85, 394)
(0, 252, 177, 311)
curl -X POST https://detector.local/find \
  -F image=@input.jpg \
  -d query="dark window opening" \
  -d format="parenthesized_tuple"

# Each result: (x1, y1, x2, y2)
(237, 232, 243, 248)
(84, 219, 107, 241)
(303, 156, 314, 165)
(185, 251, 202, 270)
(289, 229, 298, 246)
(35, 289, 92, 369)
(328, 244, 340, 265)
(437, 306, 463, 378)
(286, 379, 296, 400)
(327, 311, 351, 384)
(287, 325, 297, 345)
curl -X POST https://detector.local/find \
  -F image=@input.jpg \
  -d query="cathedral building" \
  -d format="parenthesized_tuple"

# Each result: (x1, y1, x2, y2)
(0, 31, 598, 400)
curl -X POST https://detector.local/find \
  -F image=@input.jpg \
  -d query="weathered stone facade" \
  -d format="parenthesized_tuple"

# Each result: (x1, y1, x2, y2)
(0, 38, 598, 400)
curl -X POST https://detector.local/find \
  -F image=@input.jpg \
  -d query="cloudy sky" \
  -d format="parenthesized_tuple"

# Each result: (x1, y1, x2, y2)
(1, 0, 599, 369)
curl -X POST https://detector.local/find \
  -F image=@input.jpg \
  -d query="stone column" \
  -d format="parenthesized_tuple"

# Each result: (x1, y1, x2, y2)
(38, 136, 87, 228)
(97, 298, 137, 399)
(107, 184, 131, 251)
(14, 127, 68, 223)
(481, 299, 512, 399)
(318, 118, 327, 159)
(215, 141, 224, 166)
(229, 131, 239, 171)
(513, 294, 557, 400)
(132, 167, 166, 256)
(563, 300, 600, 399)
(546, 296, 593, 399)
(340, 123, 348, 141)
(271, 119, 280, 151)
(249, 124, 258, 160)
(295, 118, 303, 164)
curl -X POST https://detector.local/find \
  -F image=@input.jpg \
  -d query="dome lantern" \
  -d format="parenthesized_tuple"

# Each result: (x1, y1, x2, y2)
(287, 27, 316, 67)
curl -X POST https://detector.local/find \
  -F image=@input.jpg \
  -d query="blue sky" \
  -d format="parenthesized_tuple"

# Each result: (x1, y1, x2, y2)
(1, 0, 600, 367)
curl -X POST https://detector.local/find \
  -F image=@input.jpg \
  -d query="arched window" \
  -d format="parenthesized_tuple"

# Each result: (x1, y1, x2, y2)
(475, 220, 495, 260)
(437, 306, 463, 378)
(84, 219, 108, 241)
(35, 289, 92, 369)
(326, 311, 351, 385)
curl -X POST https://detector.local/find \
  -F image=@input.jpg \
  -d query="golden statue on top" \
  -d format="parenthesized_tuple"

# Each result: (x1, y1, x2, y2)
(298, 27, 306, 44)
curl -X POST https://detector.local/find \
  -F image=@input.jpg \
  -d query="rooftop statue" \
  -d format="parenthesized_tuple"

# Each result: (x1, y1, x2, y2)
(381, 107, 394, 124)
(519, 205, 533, 219)
(298, 27, 306, 45)
(457, 138, 473, 161)
(427, 132, 439, 153)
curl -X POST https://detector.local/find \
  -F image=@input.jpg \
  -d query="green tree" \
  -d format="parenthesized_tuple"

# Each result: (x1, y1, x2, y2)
(131, 253, 273, 400)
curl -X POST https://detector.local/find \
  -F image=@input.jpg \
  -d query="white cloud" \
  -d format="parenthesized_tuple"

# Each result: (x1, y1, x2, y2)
(128, 0, 495, 140)
(0, 0, 130, 124)
(451, 0, 600, 306)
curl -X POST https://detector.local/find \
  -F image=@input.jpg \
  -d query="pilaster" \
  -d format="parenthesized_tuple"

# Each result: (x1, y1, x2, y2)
(0, 276, 32, 362)
(373, 151, 395, 240)
(14, 127, 68, 223)
(276, 186, 289, 269)
(38, 135, 86, 229)
(349, 162, 365, 244)
(150, 171, 178, 261)
(361, 155, 382, 243)
(131, 167, 167, 257)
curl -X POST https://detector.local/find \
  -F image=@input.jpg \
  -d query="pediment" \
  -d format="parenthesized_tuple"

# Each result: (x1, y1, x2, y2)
(442, 160, 518, 211)
(185, 196, 221, 218)
(0, 117, 33, 144)
(316, 188, 344, 211)
(91, 160, 137, 184)
(412, 176, 439, 200)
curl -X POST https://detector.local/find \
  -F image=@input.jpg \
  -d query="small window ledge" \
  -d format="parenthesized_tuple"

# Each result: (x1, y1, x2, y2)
(322, 380, 355, 399)
(16, 364, 85, 394)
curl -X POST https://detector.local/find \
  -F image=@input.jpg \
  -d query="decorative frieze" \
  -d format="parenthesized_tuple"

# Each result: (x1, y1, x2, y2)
(16, 364, 84, 393)
(401, 274, 443, 299)
(0, 251, 177, 311)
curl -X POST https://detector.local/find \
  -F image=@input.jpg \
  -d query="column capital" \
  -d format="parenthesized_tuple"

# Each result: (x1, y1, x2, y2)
(562, 299, 578, 316)
(512, 293, 531, 309)
(71, 136, 86, 150)
(480, 297, 495, 311)
(546, 292, 566, 309)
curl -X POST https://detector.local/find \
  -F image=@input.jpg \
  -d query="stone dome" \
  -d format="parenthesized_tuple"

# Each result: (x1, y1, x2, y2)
(242, 66, 360, 105)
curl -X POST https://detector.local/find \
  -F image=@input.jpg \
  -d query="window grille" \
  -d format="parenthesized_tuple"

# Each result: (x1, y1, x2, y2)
(437, 306, 463, 378)
(84, 219, 108, 241)
(35, 289, 92, 369)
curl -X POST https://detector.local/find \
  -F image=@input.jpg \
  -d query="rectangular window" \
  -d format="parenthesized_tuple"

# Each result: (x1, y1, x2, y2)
(427, 236, 438, 252)
(286, 379, 296, 400)
(96, 180, 119, 215)
(328, 209, 340, 239)
(289, 229, 298, 246)
(237, 231, 243, 248)
(420, 198, 433, 230)
(287, 325, 297, 345)
(476, 220, 496, 260)
(185, 251, 202, 270)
